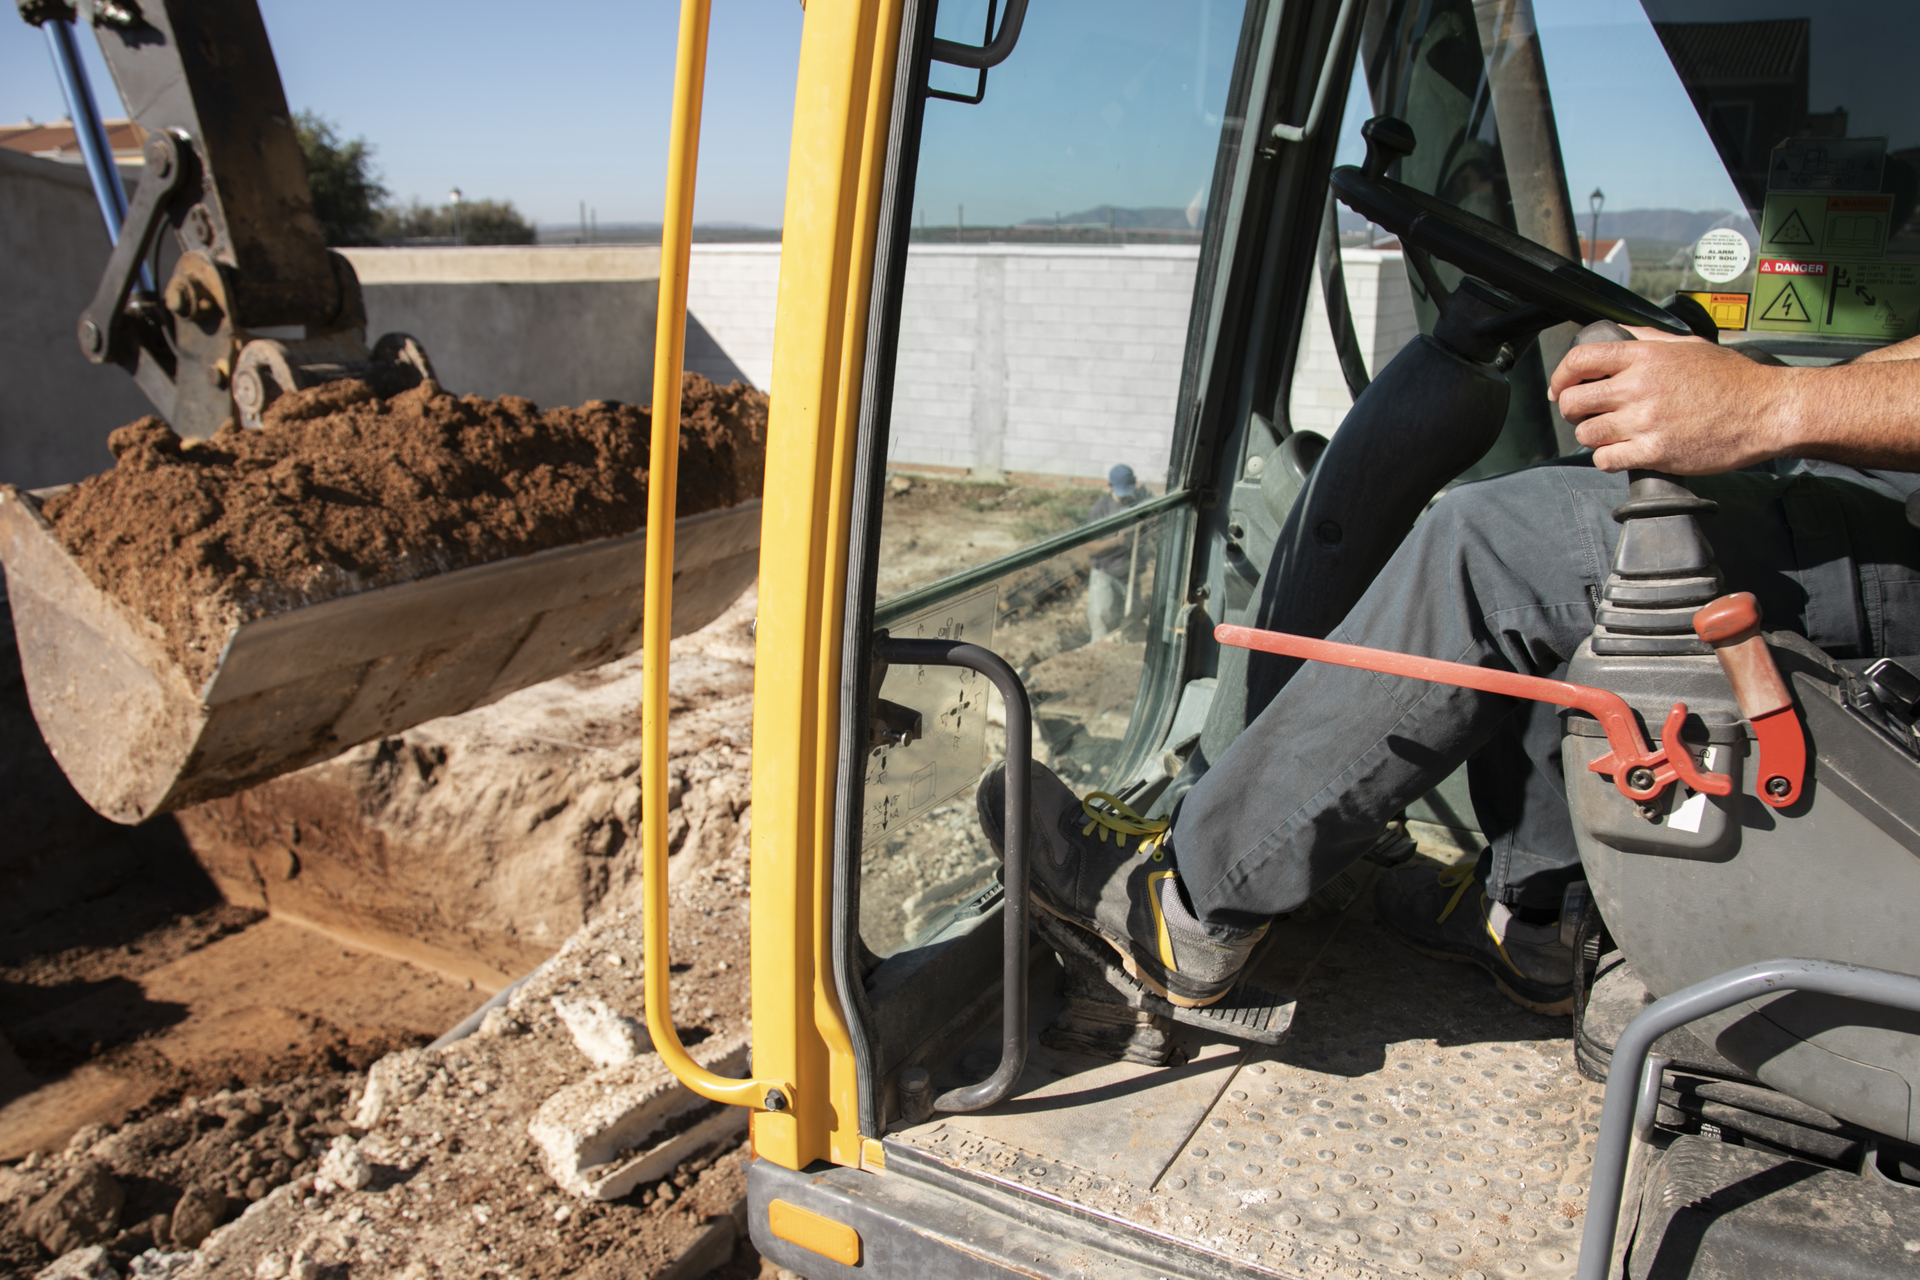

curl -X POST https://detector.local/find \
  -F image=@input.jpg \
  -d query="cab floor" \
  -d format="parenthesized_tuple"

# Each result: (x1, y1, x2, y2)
(891, 859, 1600, 1280)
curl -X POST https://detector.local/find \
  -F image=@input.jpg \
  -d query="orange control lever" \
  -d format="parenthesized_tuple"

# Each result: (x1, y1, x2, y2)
(1692, 593, 1805, 808)
(1215, 624, 1732, 804)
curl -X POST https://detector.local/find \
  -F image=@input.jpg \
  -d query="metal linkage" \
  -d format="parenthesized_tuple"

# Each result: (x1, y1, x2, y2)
(876, 637, 1034, 1114)
(1575, 959, 1920, 1280)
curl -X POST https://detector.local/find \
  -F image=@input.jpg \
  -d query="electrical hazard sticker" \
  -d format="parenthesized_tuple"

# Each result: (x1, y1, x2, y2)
(1749, 258, 1920, 340)
(1752, 259, 1824, 329)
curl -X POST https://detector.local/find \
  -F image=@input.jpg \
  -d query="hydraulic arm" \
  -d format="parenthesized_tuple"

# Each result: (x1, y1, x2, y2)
(16, 0, 432, 435)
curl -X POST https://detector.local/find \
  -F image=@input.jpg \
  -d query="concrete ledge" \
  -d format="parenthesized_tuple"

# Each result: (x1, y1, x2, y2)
(339, 245, 662, 284)
(529, 1030, 752, 1200)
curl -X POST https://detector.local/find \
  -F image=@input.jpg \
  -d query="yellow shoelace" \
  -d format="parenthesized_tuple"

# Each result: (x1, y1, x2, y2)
(1080, 791, 1170, 858)
(1435, 863, 1477, 924)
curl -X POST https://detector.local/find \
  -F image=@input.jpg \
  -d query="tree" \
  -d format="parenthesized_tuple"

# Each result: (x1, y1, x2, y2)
(374, 197, 536, 246)
(294, 111, 387, 247)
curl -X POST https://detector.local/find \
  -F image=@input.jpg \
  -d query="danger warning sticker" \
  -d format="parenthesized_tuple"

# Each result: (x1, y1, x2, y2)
(1749, 258, 1920, 340)
(1752, 259, 1824, 329)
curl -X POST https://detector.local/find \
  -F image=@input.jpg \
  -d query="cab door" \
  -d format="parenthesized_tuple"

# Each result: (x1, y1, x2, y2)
(816, 0, 1359, 1148)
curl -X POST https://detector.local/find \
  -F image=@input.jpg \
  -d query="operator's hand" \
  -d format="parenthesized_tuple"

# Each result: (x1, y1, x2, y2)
(1549, 329, 1789, 474)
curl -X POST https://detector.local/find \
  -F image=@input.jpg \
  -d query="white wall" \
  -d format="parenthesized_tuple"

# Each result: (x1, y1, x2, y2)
(680, 244, 1203, 487)
(685, 244, 783, 391)
(0, 150, 155, 489)
(888, 246, 1200, 487)
(682, 243, 1425, 485)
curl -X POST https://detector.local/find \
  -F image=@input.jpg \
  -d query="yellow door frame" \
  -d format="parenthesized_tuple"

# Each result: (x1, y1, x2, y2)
(638, 0, 905, 1172)
(750, 0, 907, 1173)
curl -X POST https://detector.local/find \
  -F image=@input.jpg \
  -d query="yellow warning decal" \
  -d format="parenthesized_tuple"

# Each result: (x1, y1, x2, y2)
(769, 1200, 862, 1266)
(1681, 291, 1750, 331)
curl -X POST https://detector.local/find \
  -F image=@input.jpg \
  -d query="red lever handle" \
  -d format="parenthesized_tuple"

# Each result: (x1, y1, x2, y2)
(1692, 593, 1805, 807)
(1213, 624, 1732, 803)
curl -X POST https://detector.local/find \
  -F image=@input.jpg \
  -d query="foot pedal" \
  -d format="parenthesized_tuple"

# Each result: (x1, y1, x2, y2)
(1035, 912, 1295, 1047)
(1296, 863, 1368, 917)
(1363, 821, 1418, 868)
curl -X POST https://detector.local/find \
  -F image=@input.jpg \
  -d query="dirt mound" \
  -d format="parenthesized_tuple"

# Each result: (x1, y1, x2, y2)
(0, 1074, 356, 1272)
(0, 895, 763, 1280)
(41, 373, 767, 685)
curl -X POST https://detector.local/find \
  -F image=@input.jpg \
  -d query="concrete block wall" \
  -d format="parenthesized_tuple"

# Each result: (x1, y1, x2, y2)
(0, 149, 155, 489)
(889, 246, 1201, 487)
(684, 245, 783, 390)
(343, 247, 666, 412)
(677, 244, 1422, 486)
(1286, 249, 1420, 438)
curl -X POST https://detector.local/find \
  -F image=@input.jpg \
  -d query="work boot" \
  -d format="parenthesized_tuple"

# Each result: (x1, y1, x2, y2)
(1374, 860, 1575, 1016)
(976, 761, 1264, 1008)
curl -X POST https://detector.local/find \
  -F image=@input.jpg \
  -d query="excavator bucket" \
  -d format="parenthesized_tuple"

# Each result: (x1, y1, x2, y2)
(0, 485, 760, 824)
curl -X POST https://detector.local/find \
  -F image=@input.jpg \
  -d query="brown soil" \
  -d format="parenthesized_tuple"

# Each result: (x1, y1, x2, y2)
(0, 908, 480, 1165)
(0, 892, 764, 1280)
(0, 589, 771, 1277)
(41, 373, 767, 685)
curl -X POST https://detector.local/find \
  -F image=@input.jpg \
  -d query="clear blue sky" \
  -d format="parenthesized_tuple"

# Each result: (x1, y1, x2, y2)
(1331, 0, 1744, 217)
(0, 1, 805, 227)
(7, 0, 1908, 232)
(913, 0, 1245, 228)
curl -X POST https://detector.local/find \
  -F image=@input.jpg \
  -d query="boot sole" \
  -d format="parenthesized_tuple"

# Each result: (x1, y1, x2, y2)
(1031, 894, 1231, 1010)
(1391, 934, 1575, 1018)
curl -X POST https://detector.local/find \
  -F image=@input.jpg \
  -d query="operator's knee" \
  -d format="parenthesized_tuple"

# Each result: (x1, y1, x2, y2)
(1420, 463, 1620, 571)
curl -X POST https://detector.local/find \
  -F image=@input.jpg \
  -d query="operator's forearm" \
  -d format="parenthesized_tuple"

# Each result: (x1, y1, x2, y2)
(1772, 354, 1920, 470)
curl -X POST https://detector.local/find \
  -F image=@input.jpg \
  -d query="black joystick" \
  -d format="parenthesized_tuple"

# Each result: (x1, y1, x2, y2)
(1572, 322, 1723, 656)
(1361, 116, 1416, 180)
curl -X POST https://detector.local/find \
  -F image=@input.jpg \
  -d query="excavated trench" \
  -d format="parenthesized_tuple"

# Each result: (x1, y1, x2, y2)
(0, 464, 1130, 1278)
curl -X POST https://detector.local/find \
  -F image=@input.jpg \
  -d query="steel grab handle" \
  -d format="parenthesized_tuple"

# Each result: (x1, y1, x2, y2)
(877, 638, 1034, 1114)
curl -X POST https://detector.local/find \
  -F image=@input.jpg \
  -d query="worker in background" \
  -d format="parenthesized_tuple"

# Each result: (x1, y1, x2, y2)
(1084, 464, 1152, 642)
(983, 331, 1920, 1015)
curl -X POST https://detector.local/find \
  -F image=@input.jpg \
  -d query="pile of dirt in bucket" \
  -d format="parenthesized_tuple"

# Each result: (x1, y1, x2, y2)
(38, 373, 767, 685)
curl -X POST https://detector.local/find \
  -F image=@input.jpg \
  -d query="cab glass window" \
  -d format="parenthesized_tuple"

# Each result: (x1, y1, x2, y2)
(858, 0, 1249, 959)
(1293, 0, 1920, 462)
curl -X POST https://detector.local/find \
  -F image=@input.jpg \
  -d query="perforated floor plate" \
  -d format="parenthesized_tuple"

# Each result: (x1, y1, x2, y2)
(894, 861, 1602, 1279)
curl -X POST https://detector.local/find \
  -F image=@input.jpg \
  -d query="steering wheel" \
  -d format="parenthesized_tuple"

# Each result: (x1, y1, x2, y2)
(1332, 117, 1690, 337)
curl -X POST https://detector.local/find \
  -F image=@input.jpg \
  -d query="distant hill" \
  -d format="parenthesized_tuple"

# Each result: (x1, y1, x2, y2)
(1337, 203, 1753, 244)
(1021, 204, 1200, 230)
(535, 222, 782, 245)
(1594, 209, 1752, 242)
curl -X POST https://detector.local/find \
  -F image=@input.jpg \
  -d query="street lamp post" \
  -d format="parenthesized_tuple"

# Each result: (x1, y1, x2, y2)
(1588, 187, 1605, 269)
(449, 187, 464, 247)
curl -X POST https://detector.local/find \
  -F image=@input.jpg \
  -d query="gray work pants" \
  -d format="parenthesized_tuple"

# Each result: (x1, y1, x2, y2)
(1171, 457, 1920, 928)
(1087, 568, 1128, 642)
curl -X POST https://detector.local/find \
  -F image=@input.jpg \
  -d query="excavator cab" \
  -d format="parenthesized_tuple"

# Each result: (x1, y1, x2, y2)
(709, 0, 1920, 1277)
